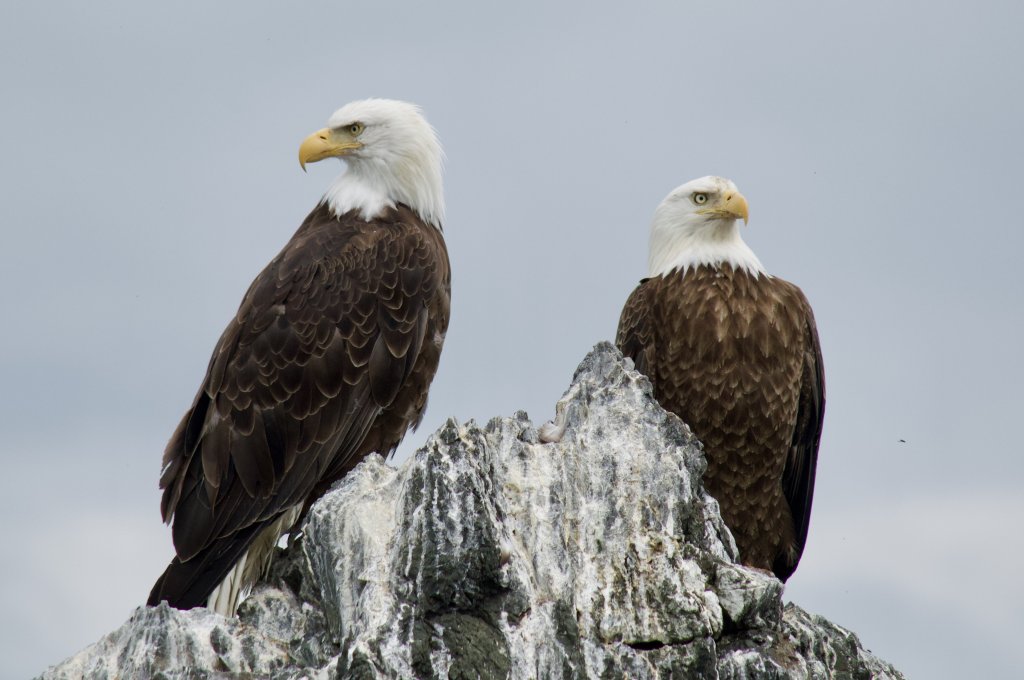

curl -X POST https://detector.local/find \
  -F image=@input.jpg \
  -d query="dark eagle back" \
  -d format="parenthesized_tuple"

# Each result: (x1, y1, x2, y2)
(149, 202, 450, 610)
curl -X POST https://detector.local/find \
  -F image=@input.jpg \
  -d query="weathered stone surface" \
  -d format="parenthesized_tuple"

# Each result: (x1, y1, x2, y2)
(36, 598, 320, 679)
(38, 343, 904, 680)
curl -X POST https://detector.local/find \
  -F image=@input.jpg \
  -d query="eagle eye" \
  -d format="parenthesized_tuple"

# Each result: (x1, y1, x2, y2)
(692, 192, 709, 205)
(348, 122, 365, 136)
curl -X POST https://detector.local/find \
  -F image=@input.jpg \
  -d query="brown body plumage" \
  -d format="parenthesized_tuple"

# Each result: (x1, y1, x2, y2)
(615, 176, 824, 581)
(148, 99, 450, 612)
(148, 203, 450, 609)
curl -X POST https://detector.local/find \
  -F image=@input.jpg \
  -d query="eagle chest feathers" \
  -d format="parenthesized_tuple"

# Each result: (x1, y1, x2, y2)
(653, 268, 806, 454)
(618, 264, 821, 580)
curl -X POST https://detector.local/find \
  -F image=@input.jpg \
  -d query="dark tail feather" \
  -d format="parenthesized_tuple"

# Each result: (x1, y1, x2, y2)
(147, 519, 270, 610)
(772, 548, 799, 584)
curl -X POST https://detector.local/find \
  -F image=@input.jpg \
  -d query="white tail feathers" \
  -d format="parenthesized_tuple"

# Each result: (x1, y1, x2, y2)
(205, 505, 303, 616)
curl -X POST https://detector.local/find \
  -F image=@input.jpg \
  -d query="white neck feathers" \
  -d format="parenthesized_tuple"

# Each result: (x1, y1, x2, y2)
(648, 213, 767, 278)
(324, 155, 444, 228)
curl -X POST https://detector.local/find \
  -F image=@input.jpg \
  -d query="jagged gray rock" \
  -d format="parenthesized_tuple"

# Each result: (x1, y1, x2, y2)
(38, 343, 904, 680)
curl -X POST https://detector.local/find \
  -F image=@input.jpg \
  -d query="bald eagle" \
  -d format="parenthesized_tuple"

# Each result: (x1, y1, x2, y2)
(616, 176, 824, 581)
(148, 99, 451, 614)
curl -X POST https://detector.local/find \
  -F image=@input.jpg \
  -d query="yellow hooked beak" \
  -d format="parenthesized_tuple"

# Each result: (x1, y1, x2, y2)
(699, 190, 750, 224)
(298, 127, 362, 171)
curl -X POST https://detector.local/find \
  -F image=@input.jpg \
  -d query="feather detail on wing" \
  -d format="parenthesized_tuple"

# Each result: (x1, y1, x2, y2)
(149, 202, 449, 608)
(776, 293, 825, 581)
(615, 279, 658, 392)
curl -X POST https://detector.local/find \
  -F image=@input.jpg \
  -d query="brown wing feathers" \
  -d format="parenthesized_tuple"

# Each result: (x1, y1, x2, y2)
(148, 203, 449, 609)
(615, 279, 658, 388)
(776, 301, 825, 581)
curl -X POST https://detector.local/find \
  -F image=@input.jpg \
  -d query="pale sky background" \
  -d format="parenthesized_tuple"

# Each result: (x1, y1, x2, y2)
(2, 1, 1022, 678)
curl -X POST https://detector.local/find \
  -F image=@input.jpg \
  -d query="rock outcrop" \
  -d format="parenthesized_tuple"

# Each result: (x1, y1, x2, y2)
(39, 343, 904, 679)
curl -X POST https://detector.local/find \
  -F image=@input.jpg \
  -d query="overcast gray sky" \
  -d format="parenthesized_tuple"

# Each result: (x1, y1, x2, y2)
(2, 1, 1022, 678)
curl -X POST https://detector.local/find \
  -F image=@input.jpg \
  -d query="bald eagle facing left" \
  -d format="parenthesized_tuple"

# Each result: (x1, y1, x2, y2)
(616, 176, 824, 582)
(147, 99, 451, 615)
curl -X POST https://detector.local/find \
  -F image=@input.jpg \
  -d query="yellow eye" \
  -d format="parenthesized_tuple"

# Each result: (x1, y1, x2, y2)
(693, 193, 709, 205)
(348, 122, 364, 136)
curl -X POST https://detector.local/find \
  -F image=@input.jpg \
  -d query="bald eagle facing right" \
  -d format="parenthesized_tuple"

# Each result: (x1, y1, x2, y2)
(616, 176, 824, 581)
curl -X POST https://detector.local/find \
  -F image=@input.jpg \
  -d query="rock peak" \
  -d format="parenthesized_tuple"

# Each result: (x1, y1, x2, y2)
(38, 344, 903, 679)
